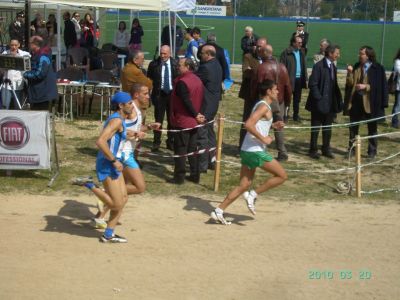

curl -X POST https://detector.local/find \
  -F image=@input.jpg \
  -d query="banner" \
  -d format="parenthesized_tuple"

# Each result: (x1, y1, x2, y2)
(187, 5, 227, 17)
(0, 110, 51, 170)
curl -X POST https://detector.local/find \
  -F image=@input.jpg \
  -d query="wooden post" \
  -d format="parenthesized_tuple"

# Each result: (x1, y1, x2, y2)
(355, 135, 362, 198)
(213, 113, 225, 192)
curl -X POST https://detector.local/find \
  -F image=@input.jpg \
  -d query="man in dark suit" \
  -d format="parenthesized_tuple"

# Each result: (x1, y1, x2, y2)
(280, 35, 308, 122)
(306, 44, 343, 159)
(197, 33, 227, 82)
(147, 45, 179, 151)
(196, 45, 223, 172)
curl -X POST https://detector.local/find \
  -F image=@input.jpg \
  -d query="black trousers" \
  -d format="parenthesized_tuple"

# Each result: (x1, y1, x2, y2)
(30, 100, 55, 112)
(197, 122, 216, 172)
(309, 111, 334, 153)
(173, 128, 199, 181)
(292, 78, 303, 120)
(153, 91, 173, 147)
(349, 94, 377, 155)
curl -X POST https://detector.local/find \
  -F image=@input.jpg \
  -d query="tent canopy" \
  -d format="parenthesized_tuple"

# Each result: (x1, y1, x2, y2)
(30, 0, 195, 11)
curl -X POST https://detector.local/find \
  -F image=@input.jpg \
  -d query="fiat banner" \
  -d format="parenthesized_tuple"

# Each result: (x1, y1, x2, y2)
(0, 110, 51, 169)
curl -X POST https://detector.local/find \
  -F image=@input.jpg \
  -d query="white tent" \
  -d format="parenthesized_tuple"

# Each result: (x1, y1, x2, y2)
(25, 0, 195, 69)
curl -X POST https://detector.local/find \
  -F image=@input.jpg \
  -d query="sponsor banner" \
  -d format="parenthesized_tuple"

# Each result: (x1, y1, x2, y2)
(187, 5, 227, 17)
(394, 11, 400, 22)
(0, 110, 50, 170)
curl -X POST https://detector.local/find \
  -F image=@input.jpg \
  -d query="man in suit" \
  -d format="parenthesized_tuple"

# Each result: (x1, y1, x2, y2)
(147, 45, 179, 151)
(306, 44, 343, 159)
(345, 46, 388, 159)
(196, 45, 223, 172)
(280, 35, 308, 122)
(9, 11, 25, 48)
(197, 33, 227, 82)
(238, 37, 268, 147)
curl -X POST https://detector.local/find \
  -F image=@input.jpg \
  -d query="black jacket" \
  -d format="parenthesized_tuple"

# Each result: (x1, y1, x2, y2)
(196, 58, 222, 120)
(9, 21, 25, 47)
(306, 58, 343, 114)
(197, 42, 227, 81)
(64, 19, 77, 49)
(241, 34, 259, 55)
(147, 57, 179, 98)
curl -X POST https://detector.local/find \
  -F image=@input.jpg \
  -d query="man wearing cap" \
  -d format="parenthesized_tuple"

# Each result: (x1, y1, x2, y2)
(9, 12, 25, 48)
(94, 91, 134, 243)
(292, 21, 309, 55)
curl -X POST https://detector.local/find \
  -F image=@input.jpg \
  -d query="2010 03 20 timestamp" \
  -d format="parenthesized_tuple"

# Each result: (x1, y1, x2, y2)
(308, 269, 372, 280)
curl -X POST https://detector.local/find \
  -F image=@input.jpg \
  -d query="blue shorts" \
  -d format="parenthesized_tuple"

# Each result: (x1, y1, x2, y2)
(120, 152, 139, 169)
(96, 158, 121, 182)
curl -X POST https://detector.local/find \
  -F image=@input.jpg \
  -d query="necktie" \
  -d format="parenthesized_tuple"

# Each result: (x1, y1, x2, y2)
(163, 62, 170, 93)
(330, 63, 334, 80)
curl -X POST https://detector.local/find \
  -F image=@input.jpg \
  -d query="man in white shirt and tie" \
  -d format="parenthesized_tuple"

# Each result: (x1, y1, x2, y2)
(147, 45, 179, 151)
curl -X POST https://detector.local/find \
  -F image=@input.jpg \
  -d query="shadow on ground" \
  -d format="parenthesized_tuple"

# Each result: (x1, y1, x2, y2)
(42, 199, 100, 238)
(180, 195, 254, 226)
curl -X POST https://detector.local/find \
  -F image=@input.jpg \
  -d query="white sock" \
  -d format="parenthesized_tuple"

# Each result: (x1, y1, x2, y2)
(215, 207, 224, 214)
(250, 190, 258, 198)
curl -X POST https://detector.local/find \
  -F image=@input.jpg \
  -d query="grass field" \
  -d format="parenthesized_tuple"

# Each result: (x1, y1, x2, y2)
(101, 12, 400, 69)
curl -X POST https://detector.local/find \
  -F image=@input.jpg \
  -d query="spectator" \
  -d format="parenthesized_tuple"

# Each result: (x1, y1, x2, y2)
(129, 18, 144, 51)
(114, 21, 130, 51)
(345, 46, 388, 159)
(23, 36, 58, 111)
(147, 45, 179, 152)
(391, 48, 400, 129)
(81, 13, 95, 48)
(30, 13, 43, 35)
(305, 44, 343, 159)
(46, 14, 57, 47)
(161, 14, 184, 57)
(313, 38, 330, 65)
(63, 12, 77, 49)
(192, 27, 205, 46)
(257, 45, 292, 161)
(1, 39, 30, 109)
(280, 35, 308, 122)
(184, 28, 199, 64)
(168, 58, 205, 184)
(241, 26, 258, 56)
(197, 33, 227, 82)
(292, 20, 309, 55)
(196, 45, 222, 172)
(8, 11, 25, 48)
(71, 12, 81, 47)
(121, 50, 153, 94)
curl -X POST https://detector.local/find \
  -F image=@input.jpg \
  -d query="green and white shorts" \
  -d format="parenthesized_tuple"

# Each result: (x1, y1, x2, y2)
(240, 150, 273, 169)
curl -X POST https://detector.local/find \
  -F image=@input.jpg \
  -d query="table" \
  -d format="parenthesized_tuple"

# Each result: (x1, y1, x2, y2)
(57, 81, 120, 122)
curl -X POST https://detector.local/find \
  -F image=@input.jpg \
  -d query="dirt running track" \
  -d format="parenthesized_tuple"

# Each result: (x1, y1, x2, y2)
(0, 194, 399, 300)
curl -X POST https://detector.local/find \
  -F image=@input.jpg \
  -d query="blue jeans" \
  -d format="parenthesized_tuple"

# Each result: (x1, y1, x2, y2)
(392, 91, 400, 127)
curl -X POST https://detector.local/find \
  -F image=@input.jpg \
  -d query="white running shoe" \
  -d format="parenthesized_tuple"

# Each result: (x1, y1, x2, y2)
(92, 218, 107, 229)
(243, 190, 257, 215)
(211, 209, 231, 225)
(99, 234, 128, 243)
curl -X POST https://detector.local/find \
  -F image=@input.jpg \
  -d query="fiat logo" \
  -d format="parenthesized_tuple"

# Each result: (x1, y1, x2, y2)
(0, 117, 30, 150)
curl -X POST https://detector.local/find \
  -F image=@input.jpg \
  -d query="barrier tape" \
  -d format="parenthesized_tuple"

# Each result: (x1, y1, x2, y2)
(154, 119, 215, 133)
(358, 131, 400, 140)
(137, 147, 216, 158)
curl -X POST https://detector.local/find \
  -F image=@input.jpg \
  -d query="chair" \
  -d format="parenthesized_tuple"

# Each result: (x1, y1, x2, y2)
(66, 47, 90, 78)
(85, 69, 119, 119)
(56, 66, 85, 120)
(98, 50, 119, 76)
